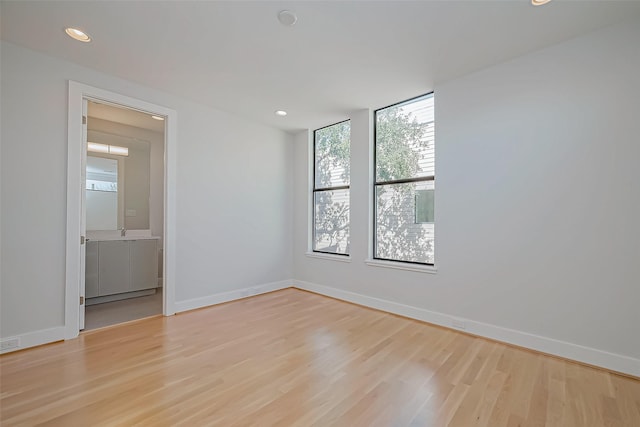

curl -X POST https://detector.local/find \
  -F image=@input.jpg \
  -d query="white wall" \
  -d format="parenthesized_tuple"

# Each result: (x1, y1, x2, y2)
(293, 21, 640, 374)
(0, 41, 293, 340)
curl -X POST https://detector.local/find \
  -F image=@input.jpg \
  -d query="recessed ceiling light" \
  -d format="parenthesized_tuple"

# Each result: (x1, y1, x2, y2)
(277, 10, 297, 27)
(275, 110, 288, 116)
(151, 115, 165, 121)
(64, 27, 91, 42)
(531, 0, 551, 5)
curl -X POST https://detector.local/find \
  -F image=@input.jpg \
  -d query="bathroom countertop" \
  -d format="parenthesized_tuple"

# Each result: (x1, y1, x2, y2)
(87, 230, 160, 241)
(87, 235, 160, 241)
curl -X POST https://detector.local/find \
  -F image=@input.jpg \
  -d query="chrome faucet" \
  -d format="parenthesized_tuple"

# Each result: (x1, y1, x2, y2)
(120, 227, 126, 237)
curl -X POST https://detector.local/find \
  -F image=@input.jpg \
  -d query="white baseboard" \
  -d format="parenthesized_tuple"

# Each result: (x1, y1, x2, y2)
(0, 326, 66, 354)
(174, 279, 294, 313)
(5, 281, 637, 377)
(293, 280, 640, 377)
(3, 280, 294, 353)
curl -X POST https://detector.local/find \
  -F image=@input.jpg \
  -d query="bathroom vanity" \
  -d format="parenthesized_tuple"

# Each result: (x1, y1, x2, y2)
(86, 231, 159, 305)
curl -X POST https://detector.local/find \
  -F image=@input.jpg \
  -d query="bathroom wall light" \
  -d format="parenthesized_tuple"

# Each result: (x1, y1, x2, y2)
(88, 142, 109, 153)
(108, 145, 129, 156)
(151, 115, 165, 121)
(65, 27, 92, 42)
(531, 0, 551, 5)
(88, 142, 129, 156)
(275, 110, 288, 116)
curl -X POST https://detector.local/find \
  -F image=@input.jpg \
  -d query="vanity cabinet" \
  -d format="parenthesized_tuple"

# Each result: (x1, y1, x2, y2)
(86, 238, 158, 299)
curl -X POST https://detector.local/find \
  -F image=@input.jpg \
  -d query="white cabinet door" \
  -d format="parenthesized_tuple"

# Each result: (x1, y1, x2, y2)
(98, 240, 130, 295)
(130, 240, 158, 291)
(85, 241, 99, 298)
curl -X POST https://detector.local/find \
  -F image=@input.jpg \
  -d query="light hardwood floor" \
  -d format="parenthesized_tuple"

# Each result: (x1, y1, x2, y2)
(1, 289, 638, 426)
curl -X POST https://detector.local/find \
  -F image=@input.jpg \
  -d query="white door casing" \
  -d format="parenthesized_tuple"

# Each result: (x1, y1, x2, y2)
(79, 98, 88, 330)
(65, 81, 177, 339)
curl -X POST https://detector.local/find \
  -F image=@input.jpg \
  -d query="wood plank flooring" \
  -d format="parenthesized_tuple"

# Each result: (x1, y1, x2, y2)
(1, 288, 638, 426)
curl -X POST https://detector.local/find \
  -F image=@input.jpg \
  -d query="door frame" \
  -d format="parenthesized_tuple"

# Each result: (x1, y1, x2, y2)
(65, 81, 177, 339)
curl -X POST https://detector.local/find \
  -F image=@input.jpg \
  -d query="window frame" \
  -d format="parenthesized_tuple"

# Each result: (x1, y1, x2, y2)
(373, 92, 435, 266)
(312, 119, 351, 257)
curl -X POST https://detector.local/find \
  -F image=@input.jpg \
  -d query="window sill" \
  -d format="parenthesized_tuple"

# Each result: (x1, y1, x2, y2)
(365, 259, 437, 274)
(305, 252, 351, 263)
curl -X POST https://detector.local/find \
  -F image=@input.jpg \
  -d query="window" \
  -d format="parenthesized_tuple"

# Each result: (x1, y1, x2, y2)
(374, 93, 435, 265)
(313, 120, 350, 255)
(86, 156, 118, 192)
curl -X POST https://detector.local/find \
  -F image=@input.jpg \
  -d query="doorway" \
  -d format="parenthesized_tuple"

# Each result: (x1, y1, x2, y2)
(65, 82, 177, 339)
(83, 101, 164, 330)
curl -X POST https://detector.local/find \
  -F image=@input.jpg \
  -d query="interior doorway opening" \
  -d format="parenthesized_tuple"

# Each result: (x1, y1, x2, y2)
(65, 81, 177, 339)
(83, 101, 165, 330)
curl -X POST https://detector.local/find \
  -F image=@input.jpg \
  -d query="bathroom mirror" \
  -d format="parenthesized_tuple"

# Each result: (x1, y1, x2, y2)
(86, 129, 150, 231)
(86, 156, 122, 230)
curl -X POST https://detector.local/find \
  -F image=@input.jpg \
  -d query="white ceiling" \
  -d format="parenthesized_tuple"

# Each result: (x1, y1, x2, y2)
(2, 1, 640, 133)
(88, 101, 165, 133)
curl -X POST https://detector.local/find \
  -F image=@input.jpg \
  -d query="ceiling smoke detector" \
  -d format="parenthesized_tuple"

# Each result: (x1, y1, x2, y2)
(278, 10, 297, 27)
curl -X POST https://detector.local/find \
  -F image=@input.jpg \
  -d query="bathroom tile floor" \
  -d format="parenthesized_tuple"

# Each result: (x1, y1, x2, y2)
(84, 289, 163, 331)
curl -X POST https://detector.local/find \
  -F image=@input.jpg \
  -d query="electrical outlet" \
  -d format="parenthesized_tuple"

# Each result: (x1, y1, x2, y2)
(1, 338, 20, 351)
(451, 319, 466, 330)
